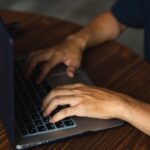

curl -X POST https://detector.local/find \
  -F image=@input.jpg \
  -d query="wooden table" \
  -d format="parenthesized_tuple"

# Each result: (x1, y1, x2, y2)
(0, 10, 150, 150)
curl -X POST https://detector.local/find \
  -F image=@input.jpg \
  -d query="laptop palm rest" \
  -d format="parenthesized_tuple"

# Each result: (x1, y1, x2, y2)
(48, 64, 93, 88)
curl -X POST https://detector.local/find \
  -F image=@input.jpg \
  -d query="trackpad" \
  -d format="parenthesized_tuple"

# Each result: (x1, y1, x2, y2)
(49, 65, 93, 88)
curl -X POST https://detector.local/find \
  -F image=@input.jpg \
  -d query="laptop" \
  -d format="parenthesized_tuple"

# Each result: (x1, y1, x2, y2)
(0, 18, 124, 150)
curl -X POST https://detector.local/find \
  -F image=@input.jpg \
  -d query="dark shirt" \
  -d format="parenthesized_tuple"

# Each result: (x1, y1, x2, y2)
(111, 0, 150, 63)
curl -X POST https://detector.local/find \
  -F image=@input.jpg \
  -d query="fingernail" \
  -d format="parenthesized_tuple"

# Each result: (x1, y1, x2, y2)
(68, 72, 74, 78)
(69, 73, 74, 78)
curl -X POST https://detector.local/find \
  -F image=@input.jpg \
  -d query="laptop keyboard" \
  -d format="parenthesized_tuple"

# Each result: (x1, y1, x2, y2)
(14, 61, 76, 137)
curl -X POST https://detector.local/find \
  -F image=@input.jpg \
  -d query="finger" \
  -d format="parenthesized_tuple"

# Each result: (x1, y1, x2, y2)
(43, 95, 80, 117)
(25, 53, 49, 77)
(24, 50, 44, 72)
(66, 66, 76, 78)
(42, 88, 77, 111)
(50, 105, 79, 123)
(64, 57, 81, 78)
(25, 50, 53, 77)
(25, 50, 44, 64)
(42, 83, 84, 110)
(65, 60, 80, 78)
(37, 54, 63, 84)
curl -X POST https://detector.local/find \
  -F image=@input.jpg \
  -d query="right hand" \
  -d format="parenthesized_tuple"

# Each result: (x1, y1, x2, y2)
(24, 36, 85, 84)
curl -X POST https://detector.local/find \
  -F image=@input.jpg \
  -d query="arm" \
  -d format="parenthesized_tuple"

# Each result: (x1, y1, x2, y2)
(42, 84, 150, 136)
(25, 11, 126, 83)
(68, 11, 126, 48)
(122, 97, 150, 135)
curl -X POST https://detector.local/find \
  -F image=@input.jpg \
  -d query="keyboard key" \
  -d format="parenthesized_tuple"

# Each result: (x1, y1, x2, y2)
(28, 127, 37, 134)
(34, 120, 43, 126)
(34, 100, 42, 106)
(42, 80, 52, 92)
(23, 119, 33, 126)
(28, 108, 37, 114)
(21, 129, 28, 135)
(31, 94, 40, 100)
(35, 89, 46, 98)
(63, 120, 75, 127)
(37, 126, 46, 132)
(55, 121, 64, 128)
(27, 125, 36, 133)
(43, 117, 50, 123)
(46, 123, 55, 130)
(32, 114, 40, 120)
(36, 105, 42, 111)
(39, 111, 43, 117)
(21, 113, 30, 119)
(20, 127, 28, 136)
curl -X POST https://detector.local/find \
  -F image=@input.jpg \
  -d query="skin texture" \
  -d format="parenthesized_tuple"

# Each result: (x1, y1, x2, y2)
(25, 12, 150, 135)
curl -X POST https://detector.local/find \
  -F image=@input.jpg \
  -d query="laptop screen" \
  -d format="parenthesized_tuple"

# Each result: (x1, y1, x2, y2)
(0, 18, 14, 145)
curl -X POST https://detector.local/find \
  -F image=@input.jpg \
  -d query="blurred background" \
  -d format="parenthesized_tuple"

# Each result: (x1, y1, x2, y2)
(0, 0, 144, 57)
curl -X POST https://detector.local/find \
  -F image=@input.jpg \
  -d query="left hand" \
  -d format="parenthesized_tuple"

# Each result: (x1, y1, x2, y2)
(42, 83, 127, 123)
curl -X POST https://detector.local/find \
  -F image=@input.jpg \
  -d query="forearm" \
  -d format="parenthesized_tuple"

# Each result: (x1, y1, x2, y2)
(67, 11, 126, 49)
(119, 96, 150, 135)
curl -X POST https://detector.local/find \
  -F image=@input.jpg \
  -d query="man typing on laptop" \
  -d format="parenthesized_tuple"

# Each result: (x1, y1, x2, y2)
(25, 0, 150, 136)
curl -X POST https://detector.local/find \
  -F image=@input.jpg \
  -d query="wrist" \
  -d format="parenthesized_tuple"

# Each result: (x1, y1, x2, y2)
(66, 32, 90, 52)
(112, 94, 133, 121)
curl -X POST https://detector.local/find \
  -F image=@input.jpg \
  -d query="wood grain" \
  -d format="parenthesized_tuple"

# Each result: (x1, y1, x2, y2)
(0, 10, 150, 150)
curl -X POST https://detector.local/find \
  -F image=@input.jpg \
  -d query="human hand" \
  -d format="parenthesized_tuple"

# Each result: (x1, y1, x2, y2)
(24, 36, 86, 84)
(42, 83, 127, 123)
